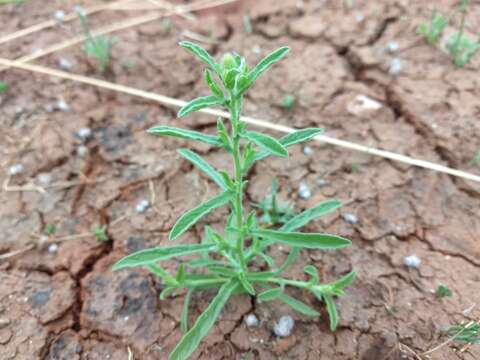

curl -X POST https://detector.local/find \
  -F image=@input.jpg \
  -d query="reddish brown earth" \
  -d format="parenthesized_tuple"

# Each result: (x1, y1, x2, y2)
(1, 0, 480, 359)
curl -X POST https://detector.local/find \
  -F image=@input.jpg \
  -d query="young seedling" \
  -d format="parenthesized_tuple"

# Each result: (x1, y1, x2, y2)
(282, 94, 296, 110)
(468, 148, 480, 166)
(113, 42, 355, 360)
(0, 82, 8, 93)
(93, 225, 108, 242)
(417, 9, 449, 45)
(435, 284, 452, 298)
(253, 179, 295, 226)
(447, 321, 479, 344)
(78, 12, 115, 73)
(446, 0, 480, 67)
(45, 224, 57, 236)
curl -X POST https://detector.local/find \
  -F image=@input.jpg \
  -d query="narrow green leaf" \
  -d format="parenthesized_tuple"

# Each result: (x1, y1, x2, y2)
(0, 82, 8, 93)
(281, 200, 342, 232)
(239, 273, 256, 295)
(169, 280, 237, 360)
(255, 128, 323, 161)
(258, 287, 283, 301)
(304, 265, 319, 285)
(181, 289, 193, 333)
(177, 95, 223, 118)
(332, 271, 356, 291)
(170, 191, 232, 240)
(253, 229, 351, 249)
(275, 247, 300, 274)
(249, 46, 290, 83)
(205, 68, 223, 97)
(246, 271, 276, 281)
(176, 264, 186, 284)
(160, 286, 176, 300)
(112, 244, 216, 270)
(242, 131, 288, 158)
(177, 149, 227, 190)
(179, 41, 220, 74)
(324, 294, 338, 331)
(187, 258, 224, 268)
(147, 264, 178, 286)
(279, 293, 320, 317)
(147, 126, 222, 147)
(208, 265, 236, 277)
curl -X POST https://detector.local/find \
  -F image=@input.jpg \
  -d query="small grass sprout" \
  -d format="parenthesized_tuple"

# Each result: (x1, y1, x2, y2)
(112, 42, 355, 360)
(93, 225, 108, 242)
(78, 12, 115, 73)
(417, 9, 449, 45)
(45, 224, 57, 235)
(435, 284, 452, 298)
(0, 81, 8, 93)
(447, 321, 480, 344)
(253, 179, 295, 226)
(282, 94, 296, 110)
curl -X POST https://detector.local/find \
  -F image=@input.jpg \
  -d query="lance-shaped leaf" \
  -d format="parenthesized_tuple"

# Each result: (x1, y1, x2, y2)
(253, 229, 351, 249)
(249, 46, 290, 83)
(324, 294, 338, 331)
(179, 41, 220, 74)
(304, 265, 319, 285)
(181, 289, 193, 333)
(242, 131, 288, 158)
(169, 279, 238, 360)
(148, 126, 222, 147)
(258, 287, 283, 301)
(170, 191, 232, 240)
(255, 128, 323, 161)
(281, 200, 342, 232)
(278, 293, 320, 317)
(331, 271, 357, 293)
(177, 149, 228, 190)
(112, 244, 216, 270)
(178, 95, 223, 118)
(205, 68, 223, 97)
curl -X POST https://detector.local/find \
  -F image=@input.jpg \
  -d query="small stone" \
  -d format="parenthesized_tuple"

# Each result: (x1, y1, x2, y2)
(303, 146, 313, 156)
(37, 173, 52, 185)
(8, 164, 24, 176)
(58, 57, 73, 71)
(77, 145, 88, 157)
(245, 313, 259, 327)
(404, 255, 421, 268)
(56, 100, 69, 112)
(317, 178, 328, 187)
(0, 318, 10, 329)
(386, 41, 399, 53)
(54, 10, 65, 21)
(389, 58, 403, 75)
(252, 45, 262, 55)
(342, 212, 358, 225)
(77, 127, 92, 141)
(45, 104, 54, 113)
(273, 315, 295, 337)
(135, 199, 150, 214)
(298, 183, 311, 199)
(48, 244, 58, 253)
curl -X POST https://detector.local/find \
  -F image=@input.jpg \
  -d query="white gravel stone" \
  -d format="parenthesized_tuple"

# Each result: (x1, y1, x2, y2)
(342, 212, 358, 224)
(389, 58, 403, 75)
(135, 199, 150, 214)
(77, 145, 88, 157)
(37, 173, 52, 185)
(56, 100, 70, 112)
(404, 255, 421, 268)
(77, 127, 92, 141)
(9, 164, 24, 176)
(48, 244, 58, 253)
(245, 313, 259, 327)
(273, 315, 295, 337)
(54, 10, 65, 21)
(58, 57, 74, 71)
(386, 41, 399, 53)
(303, 146, 313, 156)
(298, 182, 311, 199)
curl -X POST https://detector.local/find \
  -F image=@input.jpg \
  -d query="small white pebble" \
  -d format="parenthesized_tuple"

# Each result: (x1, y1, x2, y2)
(123, 316, 129, 321)
(135, 199, 150, 214)
(342, 212, 358, 225)
(77, 145, 88, 157)
(303, 146, 313, 156)
(354, 12, 365, 23)
(9, 164, 24, 176)
(48, 243, 58, 253)
(45, 104, 54, 113)
(56, 100, 69, 112)
(317, 178, 328, 187)
(54, 10, 65, 21)
(252, 45, 262, 55)
(386, 41, 399, 53)
(273, 315, 295, 337)
(58, 57, 73, 71)
(389, 58, 403, 75)
(77, 127, 92, 141)
(298, 182, 311, 199)
(245, 313, 259, 327)
(404, 255, 421, 268)
(37, 173, 52, 185)
(74, 5, 86, 16)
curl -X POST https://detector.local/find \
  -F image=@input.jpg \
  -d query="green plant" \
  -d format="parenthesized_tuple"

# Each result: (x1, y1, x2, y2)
(0, 82, 8, 93)
(0, 0, 25, 4)
(446, 1, 480, 67)
(78, 12, 115, 73)
(417, 9, 449, 45)
(253, 179, 295, 226)
(45, 224, 57, 235)
(447, 321, 479, 344)
(435, 284, 452, 298)
(93, 225, 108, 241)
(468, 148, 480, 166)
(113, 42, 355, 360)
(282, 94, 296, 110)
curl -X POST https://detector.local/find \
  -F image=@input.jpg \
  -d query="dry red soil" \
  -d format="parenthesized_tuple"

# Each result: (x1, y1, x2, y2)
(1, 0, 479, 359)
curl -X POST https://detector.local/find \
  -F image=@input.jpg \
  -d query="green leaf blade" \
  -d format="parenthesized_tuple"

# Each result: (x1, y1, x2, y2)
(179, 41, 220, 74)
(324, 294, 338, 331)
(281, 199, 342, 232)
(169, 280, 237, 360)
(278, 293, 320, 317)
(242, 131, 288, 158)
(170, 191, 232, 241)
(258, 287, 283, 301)
(177, 149, 228, 190)
(112, 244, 216, 270)
(249, 46, 290, 83)
(253, 229, 351, 250)
(178, 95, 223, 118)
(147, 126, 222, 147)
